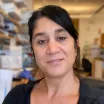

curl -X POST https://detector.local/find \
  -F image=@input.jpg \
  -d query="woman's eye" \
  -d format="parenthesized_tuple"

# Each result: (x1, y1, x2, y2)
(37, 40, 47, 44)
(57, 37, 67, 41)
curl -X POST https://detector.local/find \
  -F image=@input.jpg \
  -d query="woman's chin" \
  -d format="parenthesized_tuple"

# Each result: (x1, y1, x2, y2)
(45, 69, 69, 79)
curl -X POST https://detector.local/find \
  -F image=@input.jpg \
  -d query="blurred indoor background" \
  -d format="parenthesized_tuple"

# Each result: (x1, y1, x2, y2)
(0, 0, 104, 103)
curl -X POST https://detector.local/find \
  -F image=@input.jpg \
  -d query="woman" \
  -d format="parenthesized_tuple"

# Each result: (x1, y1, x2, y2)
(3, 5, 104, 104)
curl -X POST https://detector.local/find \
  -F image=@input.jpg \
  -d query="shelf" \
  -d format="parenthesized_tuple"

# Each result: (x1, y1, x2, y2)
(0, 9, 20, 27)
(101, 45, 104, 48)
(0, 33, 11, 39)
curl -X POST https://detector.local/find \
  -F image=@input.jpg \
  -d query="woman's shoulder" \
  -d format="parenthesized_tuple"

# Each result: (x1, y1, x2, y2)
(90, 87, 104, 97)
(2, 84, 26, 104)
(82, 87, 104, 104)
(80, 78, 104, 103)
(2, 80, 40, 104)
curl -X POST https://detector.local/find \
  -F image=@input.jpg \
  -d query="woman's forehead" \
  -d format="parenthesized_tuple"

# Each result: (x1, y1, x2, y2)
(33, 17, 66, 35)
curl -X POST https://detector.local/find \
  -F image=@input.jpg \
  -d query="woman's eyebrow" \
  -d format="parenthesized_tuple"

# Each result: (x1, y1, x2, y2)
(33, 32, 46, 39)
(55, 28, 67, 33)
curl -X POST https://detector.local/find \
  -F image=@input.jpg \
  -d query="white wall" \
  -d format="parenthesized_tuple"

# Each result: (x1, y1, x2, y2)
(79, 17, 104, 59)
(25, 0, 34, 10)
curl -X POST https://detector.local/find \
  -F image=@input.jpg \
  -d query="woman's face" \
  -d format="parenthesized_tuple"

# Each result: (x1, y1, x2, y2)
(32, 17, 77, 78)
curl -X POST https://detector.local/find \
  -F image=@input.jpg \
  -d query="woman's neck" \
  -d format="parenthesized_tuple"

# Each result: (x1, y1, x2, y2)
(38, 69, 80, 99)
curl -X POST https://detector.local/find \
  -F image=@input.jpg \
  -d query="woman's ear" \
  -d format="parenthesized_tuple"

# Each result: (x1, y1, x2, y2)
(76, 39, 79, 47)
(74, 40, 79, 56)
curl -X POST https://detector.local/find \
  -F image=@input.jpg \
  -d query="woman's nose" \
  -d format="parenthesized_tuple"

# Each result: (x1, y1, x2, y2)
(46, 41, 60, 55)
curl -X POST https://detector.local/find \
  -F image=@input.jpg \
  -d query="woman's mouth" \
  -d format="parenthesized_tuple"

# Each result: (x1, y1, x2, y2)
(47, 59, 64, 65)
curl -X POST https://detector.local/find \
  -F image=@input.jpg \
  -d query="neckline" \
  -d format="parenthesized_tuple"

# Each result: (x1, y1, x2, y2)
(27, 78, 90, 104)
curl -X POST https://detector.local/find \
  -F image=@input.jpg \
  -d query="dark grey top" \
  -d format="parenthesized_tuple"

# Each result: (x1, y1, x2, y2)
(2, 78, 104, 104)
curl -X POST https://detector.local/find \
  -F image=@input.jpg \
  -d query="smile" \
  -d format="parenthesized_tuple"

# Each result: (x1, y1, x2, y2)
(47, 59, 64, 64)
